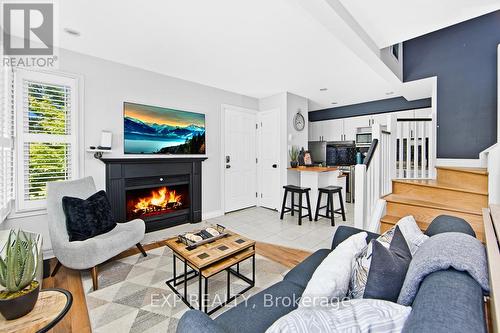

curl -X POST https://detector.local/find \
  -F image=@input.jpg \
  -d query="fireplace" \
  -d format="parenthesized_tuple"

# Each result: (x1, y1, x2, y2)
(100, 157, 206, 232)
(126, 184, 190, 221)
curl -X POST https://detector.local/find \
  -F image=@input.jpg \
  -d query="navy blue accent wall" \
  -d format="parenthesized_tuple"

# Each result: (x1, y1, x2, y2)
(308, 97, 431, 122)
(404, 11, 500, 159)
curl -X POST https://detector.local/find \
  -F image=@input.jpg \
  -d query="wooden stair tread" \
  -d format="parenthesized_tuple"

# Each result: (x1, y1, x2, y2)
(392, 179, 488, 196)
(383, 194, 482, 216)
(436, 166, 488, 175)
(380, 215, 429, 228)
(380, 215, 400, 224)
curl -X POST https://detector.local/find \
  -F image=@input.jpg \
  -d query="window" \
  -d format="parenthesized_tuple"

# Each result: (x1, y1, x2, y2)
(391, 43, 400, 61)
(15, 70, 79, 211)
(0, 67, 14, 221)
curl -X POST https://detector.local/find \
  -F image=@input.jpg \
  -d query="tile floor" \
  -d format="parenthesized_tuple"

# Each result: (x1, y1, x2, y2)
(144, 203, 354, 253)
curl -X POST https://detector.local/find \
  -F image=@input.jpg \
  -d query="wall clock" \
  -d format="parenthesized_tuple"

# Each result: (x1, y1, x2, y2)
(293, 111, 305, 131)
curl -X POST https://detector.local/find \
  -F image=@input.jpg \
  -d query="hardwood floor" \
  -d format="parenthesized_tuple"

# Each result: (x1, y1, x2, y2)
(43, 259, 92, 333)
(42, 240, 312, 332)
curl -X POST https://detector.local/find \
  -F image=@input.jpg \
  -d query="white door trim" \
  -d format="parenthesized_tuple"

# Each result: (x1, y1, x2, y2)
(220, 104, 258, 214)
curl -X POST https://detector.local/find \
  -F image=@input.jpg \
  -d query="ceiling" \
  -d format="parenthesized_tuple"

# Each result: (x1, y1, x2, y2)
(339, 0, 500, 48)
(58, 0, 394, 110)
(55, 0, 499, 110)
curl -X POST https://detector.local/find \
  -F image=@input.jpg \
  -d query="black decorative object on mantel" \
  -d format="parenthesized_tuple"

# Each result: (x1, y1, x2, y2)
(99, 157, 207, 233)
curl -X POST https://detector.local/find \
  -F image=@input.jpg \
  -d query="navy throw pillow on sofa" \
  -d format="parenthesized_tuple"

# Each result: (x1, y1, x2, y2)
(62, 190, 117, 242)
(363, 226, 412, 302)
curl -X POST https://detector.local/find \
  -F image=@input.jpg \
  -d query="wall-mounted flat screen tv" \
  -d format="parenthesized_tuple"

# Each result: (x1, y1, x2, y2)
(124, 102, 206, 155)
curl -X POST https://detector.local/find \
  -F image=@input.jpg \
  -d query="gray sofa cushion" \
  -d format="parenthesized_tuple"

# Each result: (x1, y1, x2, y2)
(402, 269, 486, 333)
(177, 310, 227, 333)
(331, 226, 379, 250)
(425, 215, 476, 237)
(283, 249, 330, 289)
(214, 281, 304, 333)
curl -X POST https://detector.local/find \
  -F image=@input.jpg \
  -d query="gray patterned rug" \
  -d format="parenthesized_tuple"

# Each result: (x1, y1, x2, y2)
(81, 245, 288, 333)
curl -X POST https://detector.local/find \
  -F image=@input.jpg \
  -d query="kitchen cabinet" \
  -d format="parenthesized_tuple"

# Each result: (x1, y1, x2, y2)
(308, 108, 433, 143)
(309, 121, 323, 141)
(371, 113, 390, 126)
(396, 110, 416, 119)
(323, 119, 344, 141)
(344, 115, 370, 141)
(414, 108, 432, 118)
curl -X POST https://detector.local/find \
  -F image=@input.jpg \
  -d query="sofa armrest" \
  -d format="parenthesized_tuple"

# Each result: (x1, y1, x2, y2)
(331, 226, 379, 250)
(177, 310, 227, 333)
(402, 269, 485, 333)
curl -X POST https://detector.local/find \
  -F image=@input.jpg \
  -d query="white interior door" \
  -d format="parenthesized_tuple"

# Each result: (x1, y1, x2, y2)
(224, 107, 257, 213)
(258, 109, 280, 210)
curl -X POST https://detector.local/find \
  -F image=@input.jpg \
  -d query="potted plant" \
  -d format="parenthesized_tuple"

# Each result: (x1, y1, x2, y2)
(0, 230, 40, 320)
(289, 146, 299, 168)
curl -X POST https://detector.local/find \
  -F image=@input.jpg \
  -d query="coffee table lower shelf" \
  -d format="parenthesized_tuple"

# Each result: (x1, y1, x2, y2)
(165, 245, 256, 315)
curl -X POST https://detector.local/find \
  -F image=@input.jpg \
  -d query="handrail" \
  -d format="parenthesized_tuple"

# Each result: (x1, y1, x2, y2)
(397, 118, 432, 122)
(363, 139, 378, 168)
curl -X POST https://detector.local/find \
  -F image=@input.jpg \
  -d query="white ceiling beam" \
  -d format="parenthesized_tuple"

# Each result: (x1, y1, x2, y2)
(297, 0, 430, 100)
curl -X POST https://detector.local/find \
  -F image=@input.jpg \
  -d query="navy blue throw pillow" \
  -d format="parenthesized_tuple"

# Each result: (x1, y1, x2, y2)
(62, 190, 116, 242)
(363, 226, 412, 302)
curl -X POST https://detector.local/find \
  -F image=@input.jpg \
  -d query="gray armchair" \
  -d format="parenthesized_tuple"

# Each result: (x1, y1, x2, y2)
(46, 176, 146, 290)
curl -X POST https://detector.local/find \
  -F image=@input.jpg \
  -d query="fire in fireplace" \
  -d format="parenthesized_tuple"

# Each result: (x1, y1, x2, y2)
(126, 184, 190, 221)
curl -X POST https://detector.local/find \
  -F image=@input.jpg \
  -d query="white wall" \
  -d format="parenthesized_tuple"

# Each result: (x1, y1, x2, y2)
(258, 92, 309, 205)
(380, 44, 403, 81)
(286, 93, 308, 186)
(3, 48, 258, 254)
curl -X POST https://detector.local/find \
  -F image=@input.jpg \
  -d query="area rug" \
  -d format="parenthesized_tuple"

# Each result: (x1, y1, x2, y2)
(81, 245, 288, 333)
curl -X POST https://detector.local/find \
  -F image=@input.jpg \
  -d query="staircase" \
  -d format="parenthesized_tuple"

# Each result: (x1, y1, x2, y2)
(381, 166, 488, 241)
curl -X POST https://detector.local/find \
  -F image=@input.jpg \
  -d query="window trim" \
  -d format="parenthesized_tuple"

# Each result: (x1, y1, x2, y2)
(0, 67, 14, 222)
(14, 69, 80, 212)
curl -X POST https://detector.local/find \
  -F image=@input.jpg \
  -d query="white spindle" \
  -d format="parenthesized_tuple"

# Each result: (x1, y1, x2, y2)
(398, 122, 403, 178)
(413, 122, 418, 178)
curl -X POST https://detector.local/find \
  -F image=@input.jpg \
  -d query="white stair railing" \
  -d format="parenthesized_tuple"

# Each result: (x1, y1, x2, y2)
(395, 117, 433, 179)
(354, 122, 393, 231)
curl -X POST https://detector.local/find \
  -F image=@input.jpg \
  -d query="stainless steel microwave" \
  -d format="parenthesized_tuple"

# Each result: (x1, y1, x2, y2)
(356, 132, 372, 146)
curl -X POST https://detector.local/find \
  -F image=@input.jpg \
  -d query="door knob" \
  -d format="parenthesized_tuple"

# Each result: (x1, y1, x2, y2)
(272, 164, 277, 168)
(226, 165, 231, 169)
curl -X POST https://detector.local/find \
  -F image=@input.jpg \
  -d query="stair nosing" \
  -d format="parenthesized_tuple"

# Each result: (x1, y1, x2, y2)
(383, 194, 483, 216)
(392, 179, 488, 196)
(436, 166, 488, 176)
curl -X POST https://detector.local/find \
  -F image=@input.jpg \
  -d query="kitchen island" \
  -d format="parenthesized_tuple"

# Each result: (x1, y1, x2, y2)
(287, 166, 346, 220)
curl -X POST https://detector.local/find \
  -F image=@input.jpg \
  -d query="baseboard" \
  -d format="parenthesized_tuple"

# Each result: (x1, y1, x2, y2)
(43, 248, 55, 259)
(436, 158, 482, 168)
(202, 210, 224, 220)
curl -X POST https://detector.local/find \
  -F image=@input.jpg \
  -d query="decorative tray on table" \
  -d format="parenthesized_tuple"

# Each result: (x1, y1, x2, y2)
(178, 224, 229, 250)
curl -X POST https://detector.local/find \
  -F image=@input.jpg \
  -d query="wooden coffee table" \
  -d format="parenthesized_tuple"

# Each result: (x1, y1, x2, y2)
(165, 231, 255, 315)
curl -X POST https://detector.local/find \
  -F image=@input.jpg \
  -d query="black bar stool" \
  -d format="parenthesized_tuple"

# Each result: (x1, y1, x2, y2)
(280, 185, 312, 225)
(314, 186, 346, 226)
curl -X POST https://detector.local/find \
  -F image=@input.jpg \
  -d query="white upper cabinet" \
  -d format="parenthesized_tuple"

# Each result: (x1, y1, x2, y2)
(371, 113, 390, 126)
(396, 110, 415, 119)
(308, 109, 432, 142)
(344, 115, 371, 141)
(414, 108, 432, 118)
(309, 121, 323, 141)
(322, 119, 343, 141)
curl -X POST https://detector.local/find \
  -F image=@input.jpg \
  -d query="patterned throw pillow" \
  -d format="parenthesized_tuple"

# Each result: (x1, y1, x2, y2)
(266, 299, 412, 333)
(349, 215, 427, 299)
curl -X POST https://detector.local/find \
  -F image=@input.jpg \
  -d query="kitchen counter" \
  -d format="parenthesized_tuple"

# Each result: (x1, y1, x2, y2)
(287, 166, 338, 172)
(287, 166, 346, 216)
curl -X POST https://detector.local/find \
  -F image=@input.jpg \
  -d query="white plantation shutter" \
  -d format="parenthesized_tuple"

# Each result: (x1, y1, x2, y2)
(15, 70, 78, 211)
(0, 66, 14, 220)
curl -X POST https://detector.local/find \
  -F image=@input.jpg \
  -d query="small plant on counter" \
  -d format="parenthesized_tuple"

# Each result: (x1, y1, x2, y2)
(289, 146, 299, 168)
(0, 229, 40, 320)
